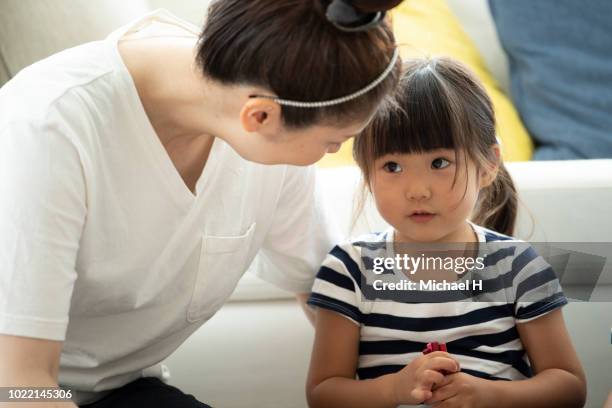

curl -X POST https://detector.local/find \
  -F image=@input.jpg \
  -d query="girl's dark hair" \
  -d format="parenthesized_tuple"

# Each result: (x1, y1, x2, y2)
(354, 57, 517, 235)
(196, 0, 401, 129)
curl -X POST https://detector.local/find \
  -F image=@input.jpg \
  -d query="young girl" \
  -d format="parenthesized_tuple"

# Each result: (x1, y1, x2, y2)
(306, 58, 586, 408)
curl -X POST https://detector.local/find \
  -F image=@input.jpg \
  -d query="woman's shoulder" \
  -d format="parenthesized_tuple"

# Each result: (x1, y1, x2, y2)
(0, 42, 120, 127)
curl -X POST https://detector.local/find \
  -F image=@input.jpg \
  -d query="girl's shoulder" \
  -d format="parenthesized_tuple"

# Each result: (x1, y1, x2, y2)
(470, 223, 539, 267)
(346, 229, 391, 253)
(350, 230, 390, 245)
(327, 230, 390, 261)
(470, 222, 522, 243)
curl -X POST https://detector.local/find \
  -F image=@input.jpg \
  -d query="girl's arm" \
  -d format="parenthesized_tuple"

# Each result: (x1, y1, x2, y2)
(494, 308, 587, 407)
(426, 308, 586, 408)
(306, 308, 460, 408)
(296, 293, 316, 326)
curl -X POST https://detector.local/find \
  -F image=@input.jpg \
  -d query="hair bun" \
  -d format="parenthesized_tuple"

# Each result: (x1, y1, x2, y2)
(326, 0, 400, 32)
(351, 0, 404, 13)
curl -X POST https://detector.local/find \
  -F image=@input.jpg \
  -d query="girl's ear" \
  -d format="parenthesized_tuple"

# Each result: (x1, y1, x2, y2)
(479, 144, 501, 188)
(239, 98, 282, 134)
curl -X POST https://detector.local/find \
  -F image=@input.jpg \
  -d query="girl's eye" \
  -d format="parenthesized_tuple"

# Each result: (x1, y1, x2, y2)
(383, 161, 402, 173)
(431, 158, 451, 169)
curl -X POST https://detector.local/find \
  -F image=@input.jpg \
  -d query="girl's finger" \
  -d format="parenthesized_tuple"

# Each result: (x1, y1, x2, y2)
(425, 380, 457, 404)
(426, 356, 461, 374)
(424, 351, 460, 367)
(411, 387, 433, 402)
(421, 368, 445, 389)
(432, 395, 461, 408)
(432, 373, 453, 389)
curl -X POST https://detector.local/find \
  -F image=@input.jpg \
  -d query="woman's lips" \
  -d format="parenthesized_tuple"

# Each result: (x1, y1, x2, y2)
(408, 213, 436, 223)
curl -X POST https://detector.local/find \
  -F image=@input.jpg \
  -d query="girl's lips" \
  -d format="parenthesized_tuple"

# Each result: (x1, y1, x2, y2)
(408, 213, 436, 223)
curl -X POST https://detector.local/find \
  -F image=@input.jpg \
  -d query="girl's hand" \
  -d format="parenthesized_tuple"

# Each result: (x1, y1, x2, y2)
(388, 351, 460, 405)
(425, 372, 495, 408)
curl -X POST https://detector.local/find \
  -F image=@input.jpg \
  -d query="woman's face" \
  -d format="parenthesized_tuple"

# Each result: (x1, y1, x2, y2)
(231, 119, 372, 166)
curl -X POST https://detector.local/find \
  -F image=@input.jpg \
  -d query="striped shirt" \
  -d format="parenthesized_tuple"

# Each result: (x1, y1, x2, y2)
(308, 223, 567, 387)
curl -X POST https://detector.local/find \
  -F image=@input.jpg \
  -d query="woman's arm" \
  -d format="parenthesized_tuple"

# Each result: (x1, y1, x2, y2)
(426, 308, 586, 408)
(0, 334, 77, 408)
(306, 308, 460, 408)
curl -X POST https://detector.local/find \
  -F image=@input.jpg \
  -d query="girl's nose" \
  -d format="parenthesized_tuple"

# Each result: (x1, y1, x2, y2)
(405, 183, 431, 201)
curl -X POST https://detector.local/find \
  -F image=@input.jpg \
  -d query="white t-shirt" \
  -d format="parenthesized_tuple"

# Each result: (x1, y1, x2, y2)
(0, 10, 339, 404)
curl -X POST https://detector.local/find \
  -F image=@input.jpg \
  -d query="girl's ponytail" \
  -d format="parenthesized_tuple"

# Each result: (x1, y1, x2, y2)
(472, 163, 517, 236)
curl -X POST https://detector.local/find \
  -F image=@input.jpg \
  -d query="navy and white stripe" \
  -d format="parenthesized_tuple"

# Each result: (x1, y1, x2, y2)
(308, 224, 567, 382)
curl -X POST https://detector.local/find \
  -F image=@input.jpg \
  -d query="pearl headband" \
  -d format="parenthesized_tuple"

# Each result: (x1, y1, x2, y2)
(250, 47, 400, 109)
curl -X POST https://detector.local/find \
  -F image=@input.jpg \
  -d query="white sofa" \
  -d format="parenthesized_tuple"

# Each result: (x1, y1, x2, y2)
(1, 1, 610, 407)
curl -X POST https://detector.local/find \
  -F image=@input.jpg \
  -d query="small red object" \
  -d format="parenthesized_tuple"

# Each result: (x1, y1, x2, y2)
(422, 341, 447, 354)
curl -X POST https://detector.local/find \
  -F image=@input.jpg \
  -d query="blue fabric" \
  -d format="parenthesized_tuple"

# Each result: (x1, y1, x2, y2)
(489, 0, 612, 160)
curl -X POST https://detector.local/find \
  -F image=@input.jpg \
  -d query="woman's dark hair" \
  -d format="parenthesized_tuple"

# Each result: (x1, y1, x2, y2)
(353, 57, 517, 235)
(196, 0, 402, 129)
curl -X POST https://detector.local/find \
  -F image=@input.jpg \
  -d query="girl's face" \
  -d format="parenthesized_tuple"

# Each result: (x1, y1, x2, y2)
(370, 149, 493, 243)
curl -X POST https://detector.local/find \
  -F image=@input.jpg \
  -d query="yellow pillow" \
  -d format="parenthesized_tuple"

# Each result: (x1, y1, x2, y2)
(318, 0, 533, 167)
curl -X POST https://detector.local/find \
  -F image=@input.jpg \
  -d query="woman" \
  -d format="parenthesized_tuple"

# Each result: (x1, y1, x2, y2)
(0, 0, 402, 406)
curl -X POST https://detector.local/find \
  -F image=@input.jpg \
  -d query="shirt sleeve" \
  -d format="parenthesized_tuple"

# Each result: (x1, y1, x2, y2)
(511, 244, 568, 324)
(307, 244, 363, 325)
(0, 119, 87, 341)
(252, 165, 341, 293)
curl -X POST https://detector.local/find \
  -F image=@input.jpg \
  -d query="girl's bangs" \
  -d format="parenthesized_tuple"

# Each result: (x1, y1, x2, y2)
(368, 65, 465, 159)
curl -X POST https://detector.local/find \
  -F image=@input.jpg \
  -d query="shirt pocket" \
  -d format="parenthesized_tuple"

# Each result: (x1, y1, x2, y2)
(187, 222, 256, 322)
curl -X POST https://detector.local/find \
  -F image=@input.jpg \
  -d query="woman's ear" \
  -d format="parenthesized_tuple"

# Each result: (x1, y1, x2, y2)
(479, 144, 501, 188)
(239, 98, 282, 134)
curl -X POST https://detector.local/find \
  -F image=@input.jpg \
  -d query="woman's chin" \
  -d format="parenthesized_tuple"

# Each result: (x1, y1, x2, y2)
(270, 152, 326, 167)
(231, 144, 324, 166)
(327, 143, 342, 154)
(240, 153, 319, 167)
